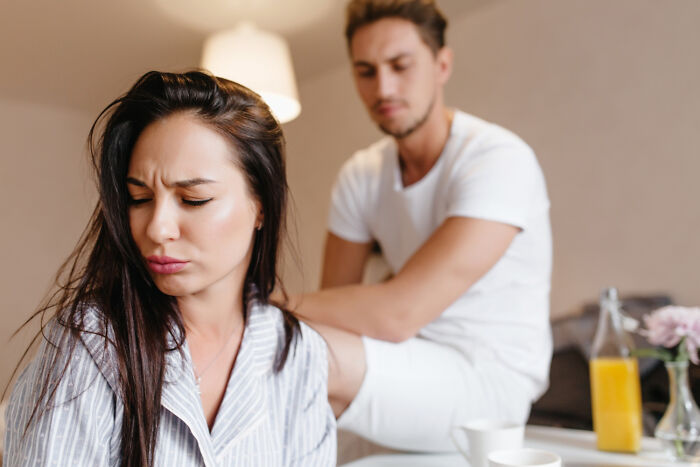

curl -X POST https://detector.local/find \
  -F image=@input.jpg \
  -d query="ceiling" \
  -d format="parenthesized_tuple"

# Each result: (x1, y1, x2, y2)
(1, 0, 492, 114)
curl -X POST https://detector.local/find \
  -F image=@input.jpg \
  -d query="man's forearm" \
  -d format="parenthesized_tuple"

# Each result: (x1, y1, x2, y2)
(294, 281, 415, 342)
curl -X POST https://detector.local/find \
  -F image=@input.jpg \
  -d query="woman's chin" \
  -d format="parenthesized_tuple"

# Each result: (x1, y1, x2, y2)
(152, 277, 195, 297)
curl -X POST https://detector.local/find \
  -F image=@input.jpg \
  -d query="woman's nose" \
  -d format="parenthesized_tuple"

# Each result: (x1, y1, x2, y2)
(145, 199, 180, 244)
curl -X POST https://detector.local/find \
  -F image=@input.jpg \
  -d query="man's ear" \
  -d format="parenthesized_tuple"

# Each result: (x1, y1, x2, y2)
(436, 46, 453, 85)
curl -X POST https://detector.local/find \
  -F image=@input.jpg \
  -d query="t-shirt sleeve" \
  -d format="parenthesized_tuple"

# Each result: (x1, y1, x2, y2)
(445, 139, 545, 230)
(327, 157, 374, 243)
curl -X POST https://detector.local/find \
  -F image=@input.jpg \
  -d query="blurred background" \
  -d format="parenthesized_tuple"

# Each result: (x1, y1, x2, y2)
(1, 0, 698, 426)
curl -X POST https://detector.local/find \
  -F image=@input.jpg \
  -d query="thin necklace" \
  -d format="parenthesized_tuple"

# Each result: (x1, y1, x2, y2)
(192, 326, 238, 393)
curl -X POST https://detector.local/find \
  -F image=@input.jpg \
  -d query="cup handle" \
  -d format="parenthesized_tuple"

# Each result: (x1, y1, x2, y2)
(450, 427, 471, 462)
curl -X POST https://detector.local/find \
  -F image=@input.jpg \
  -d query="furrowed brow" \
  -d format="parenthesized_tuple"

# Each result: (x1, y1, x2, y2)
(126, 177, 147, 187)
(125, 177, 216, 188)
(172, 178, 216, 188)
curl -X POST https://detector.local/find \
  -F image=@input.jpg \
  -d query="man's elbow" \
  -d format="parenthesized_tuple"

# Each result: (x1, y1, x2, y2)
(373, 312, 422, 343)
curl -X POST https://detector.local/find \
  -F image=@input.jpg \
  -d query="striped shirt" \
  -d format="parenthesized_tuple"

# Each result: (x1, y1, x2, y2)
(4, 304, 336, 466)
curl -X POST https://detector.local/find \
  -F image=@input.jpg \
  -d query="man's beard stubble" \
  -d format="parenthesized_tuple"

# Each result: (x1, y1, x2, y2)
(377, 93, 436, 140)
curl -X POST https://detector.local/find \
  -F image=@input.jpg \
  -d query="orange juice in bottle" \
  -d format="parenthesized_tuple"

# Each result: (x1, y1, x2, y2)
(589, 288, 642, 452)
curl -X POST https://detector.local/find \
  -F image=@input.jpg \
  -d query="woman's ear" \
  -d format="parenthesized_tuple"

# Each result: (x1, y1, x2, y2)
(251, 199, 263, 230)
(256, 208, 264, 231)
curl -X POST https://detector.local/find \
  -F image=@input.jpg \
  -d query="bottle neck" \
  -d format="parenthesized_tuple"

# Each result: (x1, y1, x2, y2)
(591, 298, 633, 358)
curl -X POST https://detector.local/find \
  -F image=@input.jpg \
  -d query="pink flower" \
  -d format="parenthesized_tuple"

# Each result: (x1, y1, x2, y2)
(642, 306, 700, 364)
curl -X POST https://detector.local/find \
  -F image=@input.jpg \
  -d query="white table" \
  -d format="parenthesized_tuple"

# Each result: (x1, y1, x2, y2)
(340, 425, 685, 466)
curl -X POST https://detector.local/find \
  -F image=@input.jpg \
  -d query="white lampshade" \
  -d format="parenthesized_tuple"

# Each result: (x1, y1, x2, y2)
(201, 22, 301, 123)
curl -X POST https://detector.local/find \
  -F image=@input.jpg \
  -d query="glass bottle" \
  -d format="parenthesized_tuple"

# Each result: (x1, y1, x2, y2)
(589, 287, 643, 452)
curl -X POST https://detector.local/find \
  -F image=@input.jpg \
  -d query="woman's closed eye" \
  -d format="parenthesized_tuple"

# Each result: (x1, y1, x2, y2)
(127, 197, 213, 206)
(182, 198, 213, 206)
(128, 196, 151, 206)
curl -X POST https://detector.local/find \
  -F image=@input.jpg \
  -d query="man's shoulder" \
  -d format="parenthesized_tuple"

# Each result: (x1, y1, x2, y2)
(451, 109, 533, 152)
(454, 110, 532, 152)
(445, 110, 539, 176)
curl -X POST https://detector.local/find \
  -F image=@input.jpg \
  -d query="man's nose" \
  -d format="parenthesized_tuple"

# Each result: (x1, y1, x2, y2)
(146, 199, 180, 244)
(375, 68, 397, 99)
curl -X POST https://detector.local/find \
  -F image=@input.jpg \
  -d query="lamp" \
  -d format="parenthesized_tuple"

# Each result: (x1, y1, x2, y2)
(201, 22, 301, 123)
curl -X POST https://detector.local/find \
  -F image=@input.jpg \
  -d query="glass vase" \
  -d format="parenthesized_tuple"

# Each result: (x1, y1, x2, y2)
(655, 360, 700, 461)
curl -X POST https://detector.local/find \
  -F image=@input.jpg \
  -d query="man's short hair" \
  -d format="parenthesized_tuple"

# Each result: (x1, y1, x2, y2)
(345, 0, 448, 55)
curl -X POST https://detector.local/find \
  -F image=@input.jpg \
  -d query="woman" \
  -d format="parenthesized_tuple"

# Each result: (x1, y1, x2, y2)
(4, 71, 335, 466)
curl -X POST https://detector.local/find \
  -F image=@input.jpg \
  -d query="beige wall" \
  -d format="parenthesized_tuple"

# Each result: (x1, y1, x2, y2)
(1, 0, 699, 393)
(0, 99, 95, 392)
(283, 0, 700, 318)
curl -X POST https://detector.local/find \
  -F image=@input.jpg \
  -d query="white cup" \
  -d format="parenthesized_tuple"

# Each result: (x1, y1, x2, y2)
(488, 448, 562, 467)
(451, 419, 525, 467)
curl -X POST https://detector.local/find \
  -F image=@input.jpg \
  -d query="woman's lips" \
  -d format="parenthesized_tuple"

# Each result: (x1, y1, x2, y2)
(146, 255, 188, 274)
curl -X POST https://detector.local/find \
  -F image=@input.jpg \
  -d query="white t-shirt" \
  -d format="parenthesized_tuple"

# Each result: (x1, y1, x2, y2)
(328, 110, 552, 394)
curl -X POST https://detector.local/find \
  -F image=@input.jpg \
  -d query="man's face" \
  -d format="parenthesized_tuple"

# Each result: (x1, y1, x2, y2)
(350, 17, 449, 138)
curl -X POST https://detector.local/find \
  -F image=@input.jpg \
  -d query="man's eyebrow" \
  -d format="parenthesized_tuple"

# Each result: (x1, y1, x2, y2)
(387, 53, 411, 62)
(353, 60, 375, 68)
(126, 177, 216, 188)
(353, 53, 412, 68)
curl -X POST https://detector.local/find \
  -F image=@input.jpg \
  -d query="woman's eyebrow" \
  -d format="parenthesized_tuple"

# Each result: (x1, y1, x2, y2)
(172, 178, 217, 188)
(126, 177, 147, 187)
(126, 177, 216, 188)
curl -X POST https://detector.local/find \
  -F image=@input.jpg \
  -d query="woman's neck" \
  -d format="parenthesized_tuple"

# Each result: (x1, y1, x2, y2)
(180, 283, 247, 431)
(178, 282, 246, 340)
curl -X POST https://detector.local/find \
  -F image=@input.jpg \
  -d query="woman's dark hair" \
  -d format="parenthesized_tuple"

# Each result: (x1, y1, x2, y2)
(345, 0, 448, 54)
(10, 70, 300, 466)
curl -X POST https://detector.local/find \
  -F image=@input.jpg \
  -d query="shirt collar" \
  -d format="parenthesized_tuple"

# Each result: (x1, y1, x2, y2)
(79, 302, 281, 464)
(161, 302, 278, 460)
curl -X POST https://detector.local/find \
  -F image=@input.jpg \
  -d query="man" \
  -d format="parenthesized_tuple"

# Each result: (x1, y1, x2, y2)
(296, 0, 552, 452)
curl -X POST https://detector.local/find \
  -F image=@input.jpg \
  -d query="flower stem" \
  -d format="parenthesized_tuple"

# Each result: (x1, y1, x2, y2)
(675, 438, 684, 458)
(632, 347, 674, 361)
(677, 338, 689, 363)
(670, 345, 688, 460)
